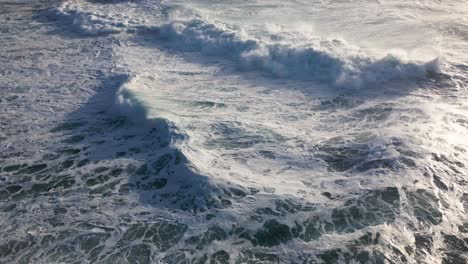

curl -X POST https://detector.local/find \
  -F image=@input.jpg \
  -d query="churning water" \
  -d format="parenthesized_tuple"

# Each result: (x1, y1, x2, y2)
(1, 0, 467, 263)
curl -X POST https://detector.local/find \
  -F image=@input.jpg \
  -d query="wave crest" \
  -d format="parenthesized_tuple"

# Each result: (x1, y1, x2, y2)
(157, 19, 443, 88)
(113, 76, 150, 125)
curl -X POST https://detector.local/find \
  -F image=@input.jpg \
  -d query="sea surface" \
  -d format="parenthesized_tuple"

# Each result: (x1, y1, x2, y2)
(1, 0, 468, 263)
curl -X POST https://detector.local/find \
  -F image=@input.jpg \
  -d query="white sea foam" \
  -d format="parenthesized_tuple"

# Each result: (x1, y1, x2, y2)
(2, 0, 467, 263)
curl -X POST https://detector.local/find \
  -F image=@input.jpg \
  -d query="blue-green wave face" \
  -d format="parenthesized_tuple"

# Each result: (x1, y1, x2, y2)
(1, 0, 467, 263)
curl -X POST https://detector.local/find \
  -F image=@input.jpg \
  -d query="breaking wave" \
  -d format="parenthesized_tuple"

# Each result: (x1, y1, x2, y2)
(43, 2, 443, 87)
(4, 0, 465, 263)
(156, 18, 443, 88)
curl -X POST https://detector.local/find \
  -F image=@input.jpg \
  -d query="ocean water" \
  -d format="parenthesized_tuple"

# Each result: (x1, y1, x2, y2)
(1, 0, 467, 263)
